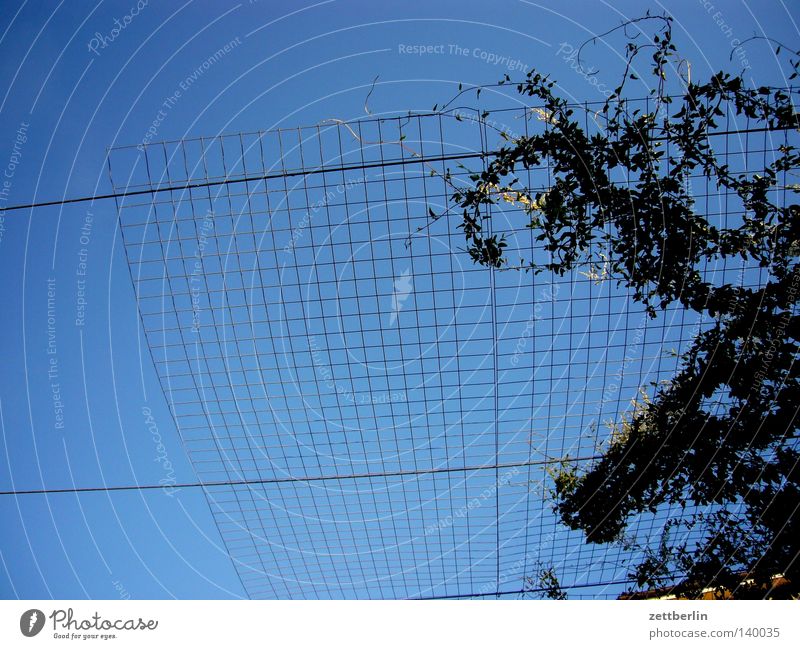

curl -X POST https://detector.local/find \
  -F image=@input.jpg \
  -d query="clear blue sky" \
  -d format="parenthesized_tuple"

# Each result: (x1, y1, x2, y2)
(0, 0, 796, 599)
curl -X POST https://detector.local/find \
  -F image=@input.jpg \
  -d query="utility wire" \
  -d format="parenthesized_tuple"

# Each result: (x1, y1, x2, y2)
(415, 578, 643, 599)
(415, 572, 688, 599)
(0, 454, 601, 496)
(0, 151, 487, 214)
(0, 125, 789, 215)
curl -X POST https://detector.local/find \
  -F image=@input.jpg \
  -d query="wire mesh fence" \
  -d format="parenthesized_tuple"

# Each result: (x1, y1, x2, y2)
(107, 99, 793, 599)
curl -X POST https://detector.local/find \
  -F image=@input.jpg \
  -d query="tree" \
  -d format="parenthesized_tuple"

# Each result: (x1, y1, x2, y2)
(434, 15, 799, 598)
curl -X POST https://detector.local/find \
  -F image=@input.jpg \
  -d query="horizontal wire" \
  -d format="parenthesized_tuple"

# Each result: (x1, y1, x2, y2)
(0, 125, 790, 215)
(0, 454, 602, 496)
(412, 577, 644, 599)
(0, 152, 487, 214)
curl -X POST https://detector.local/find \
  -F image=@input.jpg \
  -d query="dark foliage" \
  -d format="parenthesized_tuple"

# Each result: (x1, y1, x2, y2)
(438, 15, 799, 597)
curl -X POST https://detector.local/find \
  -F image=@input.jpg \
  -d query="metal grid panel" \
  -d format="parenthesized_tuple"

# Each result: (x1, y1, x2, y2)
(108, 102, 785, 599)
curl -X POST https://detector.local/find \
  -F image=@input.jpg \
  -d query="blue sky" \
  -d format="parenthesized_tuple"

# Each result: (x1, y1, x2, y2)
(0, 0, 797, 599)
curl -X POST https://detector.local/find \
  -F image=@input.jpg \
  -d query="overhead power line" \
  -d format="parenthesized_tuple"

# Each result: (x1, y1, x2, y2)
(0, 124, 790, 215)
(415, 578, 643, 599)
(0, 151, 487, 214)
(0, 454, 601, 496)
